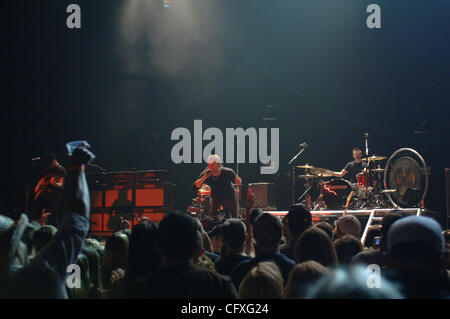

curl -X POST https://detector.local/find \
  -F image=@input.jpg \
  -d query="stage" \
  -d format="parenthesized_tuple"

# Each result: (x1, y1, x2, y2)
(266, 207, 423, 245)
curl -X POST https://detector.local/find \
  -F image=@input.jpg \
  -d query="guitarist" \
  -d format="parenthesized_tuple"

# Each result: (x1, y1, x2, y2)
(31, 153, 67, 226)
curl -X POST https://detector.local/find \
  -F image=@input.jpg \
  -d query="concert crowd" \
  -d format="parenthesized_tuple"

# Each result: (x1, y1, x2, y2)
(0, 145, 449, 299)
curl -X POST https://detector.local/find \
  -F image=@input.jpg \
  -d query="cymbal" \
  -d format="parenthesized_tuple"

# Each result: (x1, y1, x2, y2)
(382, 189, 397, 193)
(297, 174, 319, 179)
(363, 155, 387, 161)
(370, 168, 387, 173)
(310, 167, 334, 177)
(296, 164, 315, 169)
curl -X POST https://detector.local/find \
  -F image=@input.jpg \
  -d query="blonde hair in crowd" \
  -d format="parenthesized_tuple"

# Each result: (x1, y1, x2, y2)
(238, 261, 283, 299)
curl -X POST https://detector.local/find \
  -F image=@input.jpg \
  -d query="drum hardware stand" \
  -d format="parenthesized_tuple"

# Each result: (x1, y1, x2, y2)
(288, 144, 308, 206)
(312, 195, 325, 210)
(312, 191, 326, 210)
(297, 181, 314, 208)
(297, 177, 327, 210)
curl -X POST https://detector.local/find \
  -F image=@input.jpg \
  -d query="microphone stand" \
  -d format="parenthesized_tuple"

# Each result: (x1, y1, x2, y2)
(236, 138, 239, 177)
(88, 163, 106, 172)
(288, 147, 307, 206)
(365, 133, 369, 157)
(26, 158, 41, 215)
(25, 160, 33, 215)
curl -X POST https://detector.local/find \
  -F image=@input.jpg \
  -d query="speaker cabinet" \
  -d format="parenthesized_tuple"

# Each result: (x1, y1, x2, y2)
(248, 182, 277, 210)
(104, 188, 134, 208)
(89, 189, 104, 208)
(86, 171, 173, 236)
(135, 182, 173, 207)
(89, 208, 103, 232)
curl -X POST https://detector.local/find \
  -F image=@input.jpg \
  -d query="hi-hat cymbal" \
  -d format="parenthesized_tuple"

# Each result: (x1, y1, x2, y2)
(297, 174, 319, 179)
(310, 167, 334, 177)
(363, 155, 387, 161)
(370, 168, 387, 173)
(296, 164, 315, 169)
(382, 189, 397, 193)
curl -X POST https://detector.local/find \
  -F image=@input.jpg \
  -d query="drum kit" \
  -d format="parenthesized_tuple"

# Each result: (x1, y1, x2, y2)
(187, 183, 242, 219)
(187, 184, 213, 218)
(186, 149, 425, 218)
(296, 155, 397, 210)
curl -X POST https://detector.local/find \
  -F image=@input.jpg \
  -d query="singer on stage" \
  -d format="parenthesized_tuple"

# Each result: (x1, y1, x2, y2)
(193, 154, 242, 219)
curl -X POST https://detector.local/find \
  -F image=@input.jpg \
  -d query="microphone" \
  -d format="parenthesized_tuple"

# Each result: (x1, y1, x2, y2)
(299, 142, 308, 148)
(364, 133, 369, 156)
(31, 157, 41, 161)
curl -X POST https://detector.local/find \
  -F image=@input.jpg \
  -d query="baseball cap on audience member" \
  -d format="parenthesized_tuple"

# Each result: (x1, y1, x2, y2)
(336, 215, 361, 238)
(253, 213, 283, 247)
(387, 215, 445, 261)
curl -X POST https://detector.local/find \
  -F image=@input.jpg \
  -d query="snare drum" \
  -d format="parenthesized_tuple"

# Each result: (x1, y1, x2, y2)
(356, 171, 372, 188)
(322, 179, 353, 209)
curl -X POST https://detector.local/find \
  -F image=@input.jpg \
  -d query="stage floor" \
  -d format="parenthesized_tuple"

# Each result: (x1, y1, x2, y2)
(266, 207, 422, 218)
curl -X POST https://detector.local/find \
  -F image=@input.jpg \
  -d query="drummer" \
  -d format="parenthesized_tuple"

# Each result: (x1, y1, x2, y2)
(332, 148, 367, 183)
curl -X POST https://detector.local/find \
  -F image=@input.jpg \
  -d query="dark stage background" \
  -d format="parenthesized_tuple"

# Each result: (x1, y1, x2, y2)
(3, 1, 450, 225)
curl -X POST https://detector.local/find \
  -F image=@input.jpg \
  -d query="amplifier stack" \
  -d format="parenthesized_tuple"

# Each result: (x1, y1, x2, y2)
(87, 170, 174, 237)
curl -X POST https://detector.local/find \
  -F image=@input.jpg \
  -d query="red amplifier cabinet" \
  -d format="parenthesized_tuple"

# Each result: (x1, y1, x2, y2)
(89, 189, 104, 208)
(135, 182, 174, 208)
(89, 208, 104, 232)
(104, 188, 134, 208)
(136, 170, 168, 183)
(107, 171, 136, 185)
(87, 171, 174, 237)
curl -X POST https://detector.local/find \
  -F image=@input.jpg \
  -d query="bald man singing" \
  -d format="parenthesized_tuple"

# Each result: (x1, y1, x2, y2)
(193, 155, 242, 219)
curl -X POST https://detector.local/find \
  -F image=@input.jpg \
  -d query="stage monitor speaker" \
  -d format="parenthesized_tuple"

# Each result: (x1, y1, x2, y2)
(248, 182, 277, 210)
(446, 168, 449, 229)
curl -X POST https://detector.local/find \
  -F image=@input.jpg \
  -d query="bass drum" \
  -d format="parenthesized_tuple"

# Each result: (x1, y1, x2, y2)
(322, 179, 353, 210)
